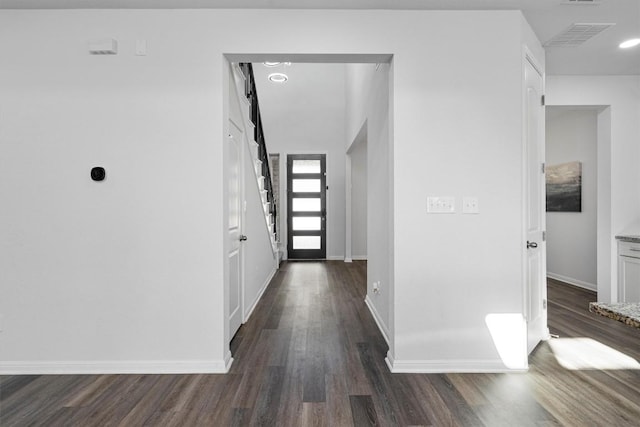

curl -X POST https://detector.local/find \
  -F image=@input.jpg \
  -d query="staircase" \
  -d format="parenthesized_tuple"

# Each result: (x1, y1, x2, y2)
(232, 63, 279, 255)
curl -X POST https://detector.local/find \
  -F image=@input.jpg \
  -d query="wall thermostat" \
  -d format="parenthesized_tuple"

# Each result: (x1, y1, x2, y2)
(91, 167, 106, 181)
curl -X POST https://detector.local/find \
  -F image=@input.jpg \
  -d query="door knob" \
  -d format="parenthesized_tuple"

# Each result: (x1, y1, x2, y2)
(239, 235, 248, 241)
(527, 241, 538, 249)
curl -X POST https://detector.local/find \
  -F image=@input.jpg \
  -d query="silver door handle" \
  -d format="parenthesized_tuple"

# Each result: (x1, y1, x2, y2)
(239, 235, 248, 241)
(527, 241, 538, 249)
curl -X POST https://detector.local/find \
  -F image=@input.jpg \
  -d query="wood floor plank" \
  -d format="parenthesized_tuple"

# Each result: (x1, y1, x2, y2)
(301, 402, 327, 427)
(3, 266, 640, 426)
(349, 395, 380, 426)
(0, 375, 40, 402)
(326, 373, 353, 426)
(249, 366, 285, 426)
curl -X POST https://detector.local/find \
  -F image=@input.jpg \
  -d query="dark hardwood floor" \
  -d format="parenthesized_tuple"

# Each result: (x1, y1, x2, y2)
(2, 263, 640, 426)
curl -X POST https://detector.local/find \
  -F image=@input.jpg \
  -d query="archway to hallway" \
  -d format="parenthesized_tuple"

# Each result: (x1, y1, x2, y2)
(223, 54, 395, 369)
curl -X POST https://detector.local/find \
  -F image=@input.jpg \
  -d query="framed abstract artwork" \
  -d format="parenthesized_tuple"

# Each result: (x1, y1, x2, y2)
(546, 161, 582, 212)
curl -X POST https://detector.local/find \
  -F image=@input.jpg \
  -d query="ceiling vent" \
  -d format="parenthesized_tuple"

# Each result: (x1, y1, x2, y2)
(561, 0, 602, 5)
(544, 23, 615, 47)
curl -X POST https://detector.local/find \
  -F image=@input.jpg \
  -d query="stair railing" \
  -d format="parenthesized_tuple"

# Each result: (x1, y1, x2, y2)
(238, 63, 278, 242)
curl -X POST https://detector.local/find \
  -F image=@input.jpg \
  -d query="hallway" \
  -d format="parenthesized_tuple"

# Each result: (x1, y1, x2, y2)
(2, 261, 640, 425)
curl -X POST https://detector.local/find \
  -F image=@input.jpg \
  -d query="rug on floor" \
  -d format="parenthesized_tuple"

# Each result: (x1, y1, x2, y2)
(589, 302, 640, 329)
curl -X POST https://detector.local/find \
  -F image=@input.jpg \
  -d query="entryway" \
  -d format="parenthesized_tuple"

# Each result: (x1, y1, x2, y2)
(286, 154, 327, 260)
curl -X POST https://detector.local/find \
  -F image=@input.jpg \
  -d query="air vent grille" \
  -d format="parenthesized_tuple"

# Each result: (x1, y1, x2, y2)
(544, 23, 615, 47)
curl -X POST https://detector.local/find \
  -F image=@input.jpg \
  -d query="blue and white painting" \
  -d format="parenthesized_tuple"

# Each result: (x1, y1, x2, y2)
(546, 161, 582, 212)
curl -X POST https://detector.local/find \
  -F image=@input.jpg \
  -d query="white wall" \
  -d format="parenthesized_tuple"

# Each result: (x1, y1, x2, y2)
(545, 108, 598, 290)
(0, 9, 539, 373)
(350, 139, 367, 259)
(392, 15, 531, 369)
(0, 11, 226, 373)
(346, 64, 376, 145)
(252, 63, 347, 260)
(346, 63, 393, 345)
(228, 67, 278, 324)
(546, 76, 640, 302)
(241, 138, 278, 319)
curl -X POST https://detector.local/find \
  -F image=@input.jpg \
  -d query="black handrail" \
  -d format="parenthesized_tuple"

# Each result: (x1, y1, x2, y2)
(238, 63, 278, 242)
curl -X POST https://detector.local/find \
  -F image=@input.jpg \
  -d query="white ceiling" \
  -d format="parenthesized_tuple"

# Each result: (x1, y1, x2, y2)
(1, 0, 638, 75)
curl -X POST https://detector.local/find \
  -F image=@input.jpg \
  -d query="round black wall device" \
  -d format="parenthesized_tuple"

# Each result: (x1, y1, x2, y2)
(91, 167, 106, 181)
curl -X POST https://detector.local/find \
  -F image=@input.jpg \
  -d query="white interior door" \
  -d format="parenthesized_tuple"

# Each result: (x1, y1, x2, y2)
(525, 56, 548, 353)
(228, 120, 243, 338)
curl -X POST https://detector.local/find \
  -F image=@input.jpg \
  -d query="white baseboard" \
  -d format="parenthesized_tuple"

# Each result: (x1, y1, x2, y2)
(0, 358, 233, 375)
(342, 256, 366, 263)
(326, 256, 344, 261)
(385, 357, 528, 373)
(244, 267, 277, 322)
(364, 295, 390, 345)
(223, 350, 234, 372)
(547, 272, 596, 292)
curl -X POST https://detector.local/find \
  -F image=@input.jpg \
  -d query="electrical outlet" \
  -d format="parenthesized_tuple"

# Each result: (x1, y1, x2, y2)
(373, 281, 380, 294)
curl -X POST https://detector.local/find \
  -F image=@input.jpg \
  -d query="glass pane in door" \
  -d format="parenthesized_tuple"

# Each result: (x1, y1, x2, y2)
(292, 159, 321, 174)
(293, 236, 321, 250)
(292, 198, 321, 212)
(292, 217, 321, 231)
(292, 179, 321, 193)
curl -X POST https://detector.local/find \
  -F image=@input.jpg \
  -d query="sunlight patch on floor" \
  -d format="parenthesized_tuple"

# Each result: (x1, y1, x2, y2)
(548, 337, 640, 370)
(485, 313, 528, 370)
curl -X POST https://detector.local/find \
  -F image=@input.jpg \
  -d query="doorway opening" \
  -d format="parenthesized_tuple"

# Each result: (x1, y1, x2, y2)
(223, 54, 394, 362)
(545, 106, 599, 295)
(286, 154, 327, 259)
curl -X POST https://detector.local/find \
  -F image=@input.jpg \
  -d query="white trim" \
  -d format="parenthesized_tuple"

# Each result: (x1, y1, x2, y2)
(364, 294, 389, 345)
(385, 358, 528, 374)
(524, 46, 544, 78)
(547, 272, 597, 292)
(352, 255, 367, 261)
(344, 257, 353, 263)
(223, 351, 234, 372)
(326, 255, 345, 261)
(0, 358, 234, 375)
(345, 153, 352, 263)
(385, 351, 395, 372)
(243, 266, 278, 322)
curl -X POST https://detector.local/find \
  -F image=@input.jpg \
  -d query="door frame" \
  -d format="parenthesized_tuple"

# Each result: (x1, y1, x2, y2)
(544, 103, 611, 302)
(223, 53, 394, 369)
(522, 47, 549, 356)
(279, 150, 330, 261)
(286, 153, 327, 259)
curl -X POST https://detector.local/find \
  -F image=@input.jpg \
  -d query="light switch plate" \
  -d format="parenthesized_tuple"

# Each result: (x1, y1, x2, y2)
(463, 197, 479, 214)
(88, 39, 118, 55)
(427, 196, 455, 213)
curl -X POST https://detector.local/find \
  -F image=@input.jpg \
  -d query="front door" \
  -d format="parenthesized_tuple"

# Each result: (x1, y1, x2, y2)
(524, 56, 548, 353)
(227, 120, 244, 338)
(287, 154, 327, 259)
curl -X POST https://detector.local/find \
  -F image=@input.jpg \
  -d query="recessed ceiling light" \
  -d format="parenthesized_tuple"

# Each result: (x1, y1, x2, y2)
(619, 38, 640, 49)
(264, 62, 281, 67)
(268, 73, 288, 83)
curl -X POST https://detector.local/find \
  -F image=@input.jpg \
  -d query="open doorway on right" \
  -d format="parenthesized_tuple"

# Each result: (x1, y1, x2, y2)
(545, 106, 599, 293)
